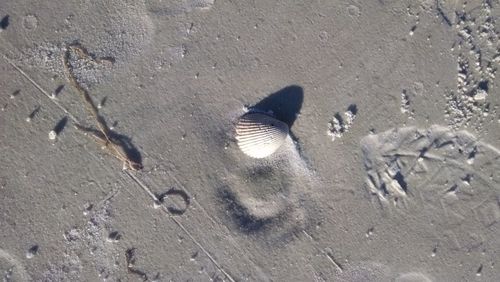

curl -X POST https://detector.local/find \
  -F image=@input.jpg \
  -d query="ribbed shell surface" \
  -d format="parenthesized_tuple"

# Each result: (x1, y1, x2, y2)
(235, 113, 289, 158)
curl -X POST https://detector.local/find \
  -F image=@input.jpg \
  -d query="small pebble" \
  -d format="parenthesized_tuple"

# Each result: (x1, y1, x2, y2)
(48, 130, 57, 140)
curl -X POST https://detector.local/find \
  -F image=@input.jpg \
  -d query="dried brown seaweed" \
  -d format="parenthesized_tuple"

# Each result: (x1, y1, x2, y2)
(63, 43, 142, 170)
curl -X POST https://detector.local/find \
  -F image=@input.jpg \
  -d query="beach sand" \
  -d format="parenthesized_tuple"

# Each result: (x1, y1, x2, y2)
(1, 0, 499, 281)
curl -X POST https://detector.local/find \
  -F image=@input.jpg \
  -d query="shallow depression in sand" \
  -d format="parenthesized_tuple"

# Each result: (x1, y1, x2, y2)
(217, 134, 319, 244)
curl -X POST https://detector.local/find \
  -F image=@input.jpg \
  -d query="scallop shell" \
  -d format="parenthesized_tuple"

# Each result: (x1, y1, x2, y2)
(235, 112, 289, 158)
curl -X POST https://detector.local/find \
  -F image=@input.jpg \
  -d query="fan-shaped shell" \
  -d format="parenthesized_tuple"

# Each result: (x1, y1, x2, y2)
(235, 112, 289, 158)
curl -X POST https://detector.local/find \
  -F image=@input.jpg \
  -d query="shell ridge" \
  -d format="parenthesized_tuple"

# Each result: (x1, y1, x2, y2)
(235, 112, 289, 158)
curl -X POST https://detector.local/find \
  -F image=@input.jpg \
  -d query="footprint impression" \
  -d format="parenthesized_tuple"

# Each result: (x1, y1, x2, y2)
(361, 126, 500, 257)
(216, 86, 319, 245)
(361, 126, 500, 209)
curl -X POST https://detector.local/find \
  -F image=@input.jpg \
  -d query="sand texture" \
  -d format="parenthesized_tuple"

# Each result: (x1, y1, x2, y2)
(1, 0, 499, 281)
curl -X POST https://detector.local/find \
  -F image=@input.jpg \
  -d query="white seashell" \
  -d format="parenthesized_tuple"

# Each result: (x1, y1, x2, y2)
(235, 112, 289, 158)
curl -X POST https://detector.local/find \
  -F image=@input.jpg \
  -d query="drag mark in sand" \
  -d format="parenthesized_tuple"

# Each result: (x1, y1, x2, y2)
(325, 250, 344, 273)
(125, 171, 236, 282)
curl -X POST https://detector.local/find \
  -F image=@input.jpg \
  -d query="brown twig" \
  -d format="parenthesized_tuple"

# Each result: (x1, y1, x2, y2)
(63, 43, 142, 170)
